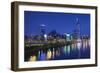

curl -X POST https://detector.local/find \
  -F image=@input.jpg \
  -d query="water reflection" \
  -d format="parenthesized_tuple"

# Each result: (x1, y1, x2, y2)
(27, 40, 90, 62)
(29, 55, 36, 61)
(39, 50, 46, 61)
(47, 49, 52, 60)
(52, 48, 55, 59)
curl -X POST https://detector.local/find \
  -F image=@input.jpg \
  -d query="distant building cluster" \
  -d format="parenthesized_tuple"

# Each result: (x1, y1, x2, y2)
(25, 18, 90, 45)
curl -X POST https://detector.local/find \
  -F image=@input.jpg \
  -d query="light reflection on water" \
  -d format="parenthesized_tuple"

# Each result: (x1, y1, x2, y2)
(26, 40, 90, 62)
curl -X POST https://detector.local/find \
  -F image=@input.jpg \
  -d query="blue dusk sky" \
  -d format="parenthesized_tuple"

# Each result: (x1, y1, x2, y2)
(24, 11, 90, 36)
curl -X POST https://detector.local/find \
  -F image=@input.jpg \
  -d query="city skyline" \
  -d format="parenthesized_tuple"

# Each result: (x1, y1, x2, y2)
(24, 11, 90, 36)
(24, 11, 91, 61)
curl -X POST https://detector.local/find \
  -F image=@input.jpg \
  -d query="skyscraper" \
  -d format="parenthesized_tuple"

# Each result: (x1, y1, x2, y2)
(73, 18, 80, 39)
(40, 24, 47, 41)
(40, 24, 46, 36)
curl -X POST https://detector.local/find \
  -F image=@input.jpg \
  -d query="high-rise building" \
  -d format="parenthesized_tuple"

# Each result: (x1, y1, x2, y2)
(40, 24, 47, 41)
(72, 18, 80, 39)
(64, 33, 71, 41)
(40, 24, 46, 35)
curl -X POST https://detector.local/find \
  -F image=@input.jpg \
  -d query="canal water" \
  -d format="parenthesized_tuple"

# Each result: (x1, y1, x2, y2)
(25, 40, 90, 62)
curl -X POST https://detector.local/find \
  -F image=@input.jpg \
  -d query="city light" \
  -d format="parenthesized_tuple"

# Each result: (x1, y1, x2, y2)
(24, 11, 90, 61)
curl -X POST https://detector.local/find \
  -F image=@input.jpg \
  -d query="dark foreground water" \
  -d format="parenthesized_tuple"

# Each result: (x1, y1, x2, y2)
(25, 40, 90, 62)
